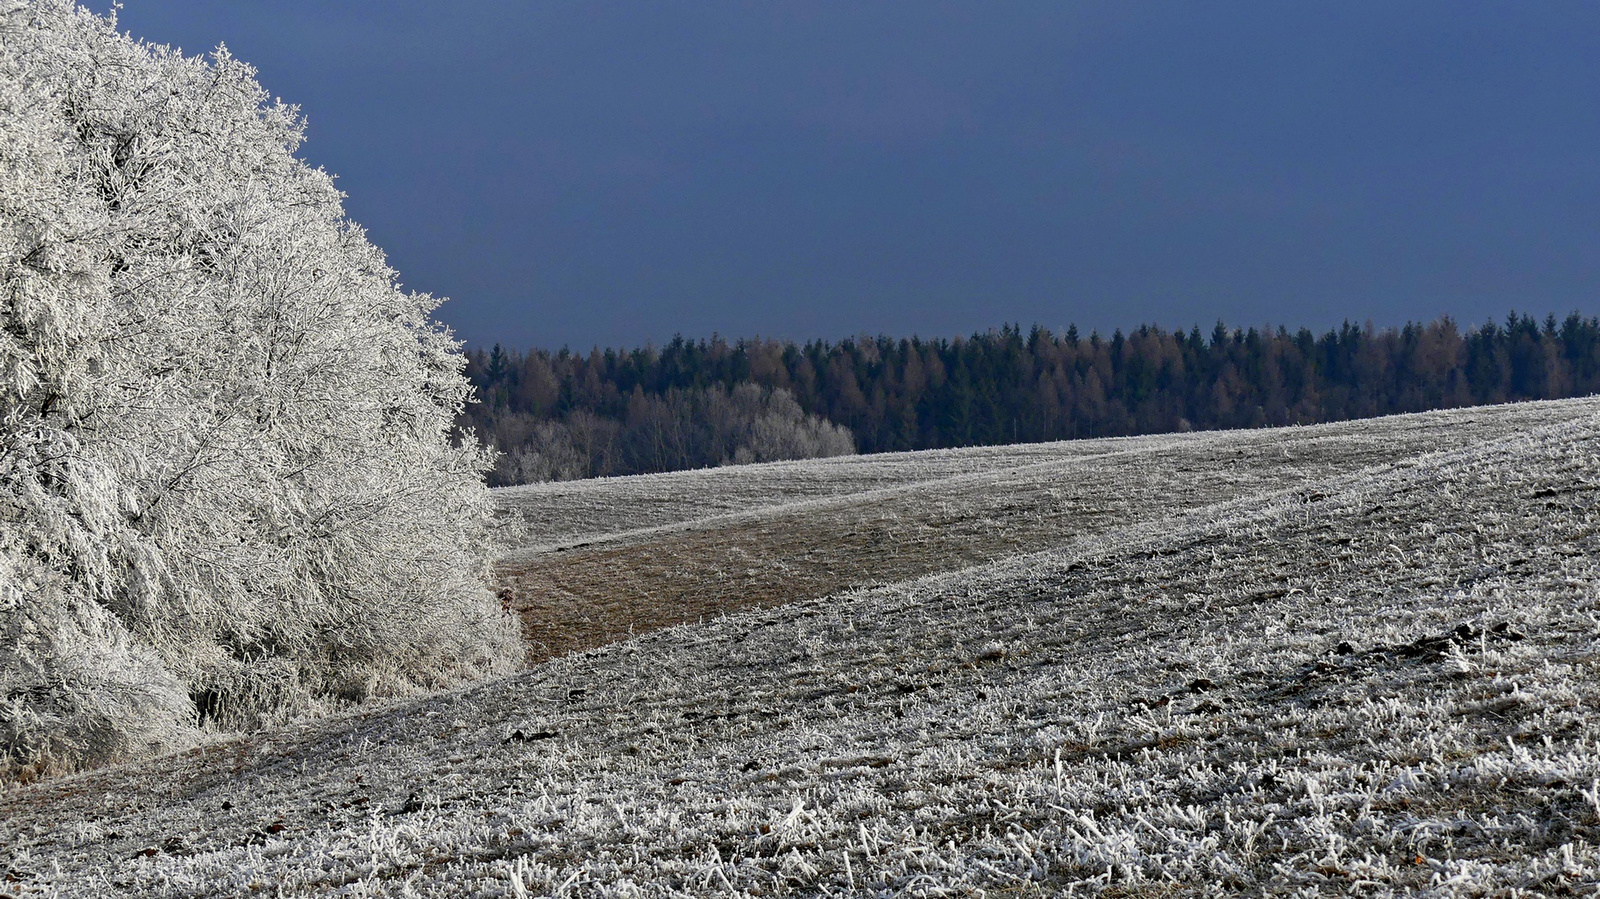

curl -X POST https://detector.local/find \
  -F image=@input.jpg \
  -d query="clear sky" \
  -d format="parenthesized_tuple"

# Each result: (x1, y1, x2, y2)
(103, 1, 1600, 350)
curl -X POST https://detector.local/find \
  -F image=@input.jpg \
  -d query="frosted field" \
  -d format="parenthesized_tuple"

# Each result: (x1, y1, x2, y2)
(497, 400, 1597, 663)
(493, 401, 1585, 551)
(5, 399, 1600, 896)
(491, 432, 1180, 549)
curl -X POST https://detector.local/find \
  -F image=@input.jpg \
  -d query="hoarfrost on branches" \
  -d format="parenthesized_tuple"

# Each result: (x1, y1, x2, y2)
(0, 0, 518, 780)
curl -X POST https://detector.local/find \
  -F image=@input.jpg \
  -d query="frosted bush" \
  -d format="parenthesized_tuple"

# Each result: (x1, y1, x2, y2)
(0, 0, 519, 780)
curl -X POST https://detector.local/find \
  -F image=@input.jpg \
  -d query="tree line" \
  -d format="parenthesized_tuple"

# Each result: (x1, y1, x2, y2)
(463, 311, 1600, 483)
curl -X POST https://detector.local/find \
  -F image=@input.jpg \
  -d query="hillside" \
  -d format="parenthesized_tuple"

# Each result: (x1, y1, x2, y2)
(494, 400, 1594, 663)
(4, 399, 1600, 896)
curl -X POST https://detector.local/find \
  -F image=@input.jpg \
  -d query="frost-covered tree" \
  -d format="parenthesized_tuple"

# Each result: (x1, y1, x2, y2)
(0, 0, 519, 780)
(487, 384, 855, 484)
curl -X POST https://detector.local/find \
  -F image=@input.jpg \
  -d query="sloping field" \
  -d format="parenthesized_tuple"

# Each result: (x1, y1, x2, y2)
(492, 433, 1204, 548)
(498, 400, 1598, 662)
(494, 401, 1589, 549)
(5, 400, 1600, 896)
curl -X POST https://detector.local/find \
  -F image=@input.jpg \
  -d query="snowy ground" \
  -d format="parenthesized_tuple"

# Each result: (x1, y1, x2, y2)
(5, 399, 1600, 896)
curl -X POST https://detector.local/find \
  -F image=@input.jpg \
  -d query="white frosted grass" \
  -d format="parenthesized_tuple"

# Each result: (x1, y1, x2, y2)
(490, 430, 1159, 549)
(6, 400, 1600, 895)
(492, 398, 1598, 551)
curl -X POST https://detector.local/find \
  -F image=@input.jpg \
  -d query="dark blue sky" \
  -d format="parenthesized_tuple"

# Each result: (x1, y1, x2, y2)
(106, 2, 1600, 350)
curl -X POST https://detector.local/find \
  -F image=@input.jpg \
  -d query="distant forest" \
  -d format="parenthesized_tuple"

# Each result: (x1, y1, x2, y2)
(462, 312, 1600, 484)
